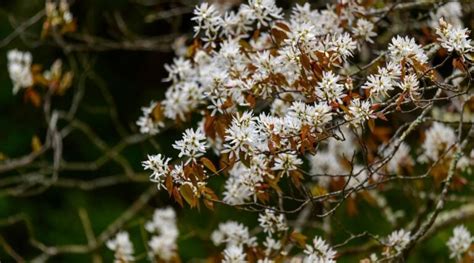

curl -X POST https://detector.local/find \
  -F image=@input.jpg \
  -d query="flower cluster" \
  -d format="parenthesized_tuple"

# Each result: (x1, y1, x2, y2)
(447, 225, 473, 260)
(43, 0, 76, 37)
(136, 101, 164, 135)
(106, 231, 135, 263)
(131, 0, 474, 261)
(436, 18, 473, 56)
(142, 153, 171, 189)
(107, 207, 179, 262)
(6, 50, 74, 106)
(303, 236, 337, 263)
(146, 207, 179, 261)
(7, 50, 33, 94)
(383, 229, 411, 257)
(419, 123, 457, 163)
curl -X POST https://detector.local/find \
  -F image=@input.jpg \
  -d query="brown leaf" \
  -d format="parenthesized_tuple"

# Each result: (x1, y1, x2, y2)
(180, 184, 197, 208)
(201, 157, 218, 174)
(165, 175, 174, 195)
(24, 89, 41, 107)
(172, 187, 184, 207)
(368, 119, 375, 133)
(290, 232, 307, 248)
(31, 135, 42, 153)
(271, 27, 288, 46)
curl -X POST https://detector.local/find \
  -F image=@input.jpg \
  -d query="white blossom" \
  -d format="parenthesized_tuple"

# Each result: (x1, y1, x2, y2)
(316, 71, 346, 103)
(385, 229, 411, 255)
(420, 123, 456, 162)
(146, 207, 179, 261)
(436, 18, 473, 55)
(223, 245, 248, 263)
(352, 18, 377, 43)
(241, 0, 283, 28)
(388, 36, 428, 64)
(173, 128, 208, 163)
(211, 221, 256, 248)
(258, 209, 288, 234)
(7, 49, 33, 94)
(303, 236, 337, 263)
(447, 225, 473, 260)
(136, 101, 164, 135)
(344, 98, 374, 125)
(142, 154, 171, 189)
(272, 152, 303, 176)
(106, 231, 134, 263)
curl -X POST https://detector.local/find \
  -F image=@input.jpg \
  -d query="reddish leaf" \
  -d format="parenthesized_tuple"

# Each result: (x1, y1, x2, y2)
(201, 157, 218, 174)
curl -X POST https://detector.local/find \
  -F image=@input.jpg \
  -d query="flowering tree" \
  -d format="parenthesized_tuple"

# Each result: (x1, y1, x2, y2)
(1, 0, 474, 262)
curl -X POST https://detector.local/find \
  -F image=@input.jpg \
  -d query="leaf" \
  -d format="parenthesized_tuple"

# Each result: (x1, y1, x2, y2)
(290, 170, 304, 188)
(346, 197, 358, 216)
(376, 112, 388, 121)
(245, 93, 256, 108)
(274, 21, 290, 32)
(31, 135, 42, 153)
(239, 151, 250, 167)
(179, 184, 197, 208)
(200, 157, 217, 174)
(271, 27, 287, 46)
(311, 185, 327, 196)
(453, 58, 466, 72)
(300, 53, 311, 71)
(368, 119, 375, 133)
(165, 175, 174, 195)
(57, 71, 74, 95)
(151, 103, 164, 123)
(24, 89, 41, 108)
(290, 231, 307, 248)
(172, 187, 184, 207)
(203, 199, 214, 210)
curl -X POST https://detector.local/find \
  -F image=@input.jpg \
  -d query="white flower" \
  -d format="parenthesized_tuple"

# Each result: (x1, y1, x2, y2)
(136, 101, 164, 135)
(398, 74, 419, 92)
(142, 154, 171, 189)
(163, 57, 194, 83)
(385, 229, 411, 254)
(388, 36, 428, 64)
(223, 177, 254, 205)
(344, 98, 374, 125)
(221, 8, 253, 38)
(447, 225, 473, 260)
(420, 123, 456, 162)
(362, 74, 394, 98)
(436, 18, 473, 55)
(146, 207, 179, 261)
(241, 0, 283, 28)
(211, 221, 256, 248)
(272, 152, 303, 176)
(352, 18, 377, 43)
(303, 236, 337, 263)
(430, 2, 463, 28)
(192, 3, 222, 43)
(45, 0, 74, 26)
(223, 245, 248, 263)
(263, 236, 281, 256)
(288, 101, 333, 131)
(7, 49, 33, 94)
(106, 231, 134, 263)
(258, 209, 288, 234)
(329, 32, 357, 62)
(316, 71, 346, 103)
(173, 128, 208, 163)
(223, 111, 258, 157)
